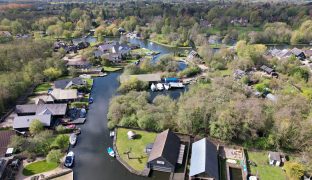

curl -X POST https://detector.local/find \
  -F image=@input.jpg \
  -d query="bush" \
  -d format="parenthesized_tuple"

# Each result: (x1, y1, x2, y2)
(51, 135, 69, 151)
(29, 120, 44, 135)
(117, 78, 148, 94)
(284, 161, 305, 180)
(46, 150, 63, 163)
(55, 125, 71, 134)
(178, 66, 201, 78)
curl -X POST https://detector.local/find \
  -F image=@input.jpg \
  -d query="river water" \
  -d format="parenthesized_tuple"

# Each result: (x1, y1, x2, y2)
(71, 37, 188, 180)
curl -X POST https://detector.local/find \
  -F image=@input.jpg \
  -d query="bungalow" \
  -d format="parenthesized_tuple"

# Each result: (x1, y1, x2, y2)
(54, 77, 85, 89)
(268, 152, 285, 166)
(189, 138, 220, 180)
(13, 115, 52, 131)
(46, 89, 78, 103)
(147, 129, 181, 172)
(270, 49, 292, 60)
(120, 74, 161, 84)
(15, 103, 67, 117)
(186, 50, 202, 63)
(291, 48, 306, 60)
(260, 65, 278, 77)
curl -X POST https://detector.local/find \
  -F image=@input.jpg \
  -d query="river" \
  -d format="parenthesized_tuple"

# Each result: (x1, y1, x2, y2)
(71, 37, 189, 180)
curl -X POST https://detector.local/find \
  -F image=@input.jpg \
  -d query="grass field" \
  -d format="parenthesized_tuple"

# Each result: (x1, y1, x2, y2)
(131, 48, 156, 56)
(115, 128, 157, 171)
(248, 151, 286, 180)
(34, 83, 51, 93)
(103, 65, 123, 72)
(22, 160, 58, 176)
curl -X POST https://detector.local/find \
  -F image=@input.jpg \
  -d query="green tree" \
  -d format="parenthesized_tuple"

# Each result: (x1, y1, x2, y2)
(284, 162, 305, 180)
(43, 67, 62, 81)
(29, 120, 44, 135)
(51, 134, 69, 151)
(46, 149, 62, 163)
(11, 21, 23, 35)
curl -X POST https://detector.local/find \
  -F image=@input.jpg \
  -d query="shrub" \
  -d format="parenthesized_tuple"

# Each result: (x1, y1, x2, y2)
(117, 78, 148, 93)
(284, 161, 305, 180)
(46, 150, 63, 163)
(29, 120, 44, 135)
(51, 135, 69, 151)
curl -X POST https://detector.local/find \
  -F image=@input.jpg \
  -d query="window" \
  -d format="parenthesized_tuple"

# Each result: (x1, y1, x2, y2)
(156, 161, 165, 165)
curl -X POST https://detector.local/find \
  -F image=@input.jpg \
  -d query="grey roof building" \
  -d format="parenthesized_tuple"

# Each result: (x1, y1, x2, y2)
(189, 138, 220, 180)
(147, 129, 180, 172)
(13, 115, 52, 129)
(54, 77, 85, 89)
(16, 104, 67, 116)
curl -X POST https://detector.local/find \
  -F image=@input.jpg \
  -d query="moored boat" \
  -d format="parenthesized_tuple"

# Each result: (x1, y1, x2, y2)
(164, 83, 170, 90)
(156, 83, 164, 91)
(107, 147, 115, 157)
(151, 83, 156, 91)
(69, 133, 77, 146)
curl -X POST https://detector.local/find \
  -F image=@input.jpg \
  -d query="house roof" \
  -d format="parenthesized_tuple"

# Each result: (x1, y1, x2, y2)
(189, 138, 219, 179)
(16, 104, 67, 116)
(269, 151, 281, 161)
(48, 89, 78, 101)
(54, 77, 84, 89)
(120, 74, 161, 83)
(0, 130, 15, 157)
(304, 49, 312, 57)
(66, 60, 90, 67)
(147, 129, 180, 166)
(13, 115, 52, 129)
(291, 48, 304, 56)
(260, 65, 274, 74)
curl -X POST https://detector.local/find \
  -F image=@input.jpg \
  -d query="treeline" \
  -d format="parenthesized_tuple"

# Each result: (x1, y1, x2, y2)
(0, 40, 66, 115)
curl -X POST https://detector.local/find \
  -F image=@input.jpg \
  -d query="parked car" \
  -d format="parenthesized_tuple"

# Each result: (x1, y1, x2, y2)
(64, 151, 75, 167)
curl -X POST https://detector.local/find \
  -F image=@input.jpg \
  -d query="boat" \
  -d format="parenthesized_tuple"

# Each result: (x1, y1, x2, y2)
(151, 83, 156, 91)
(89, 97, 94, 104)
(169, 82, 185, 88)
(164, 83, 170, 90)
(156, 83, 164, 91)
(110, 131, 115, 138)
(107, 147, 115, 157)
(99, 73, 107, 77)
(69, 133, 77, 146)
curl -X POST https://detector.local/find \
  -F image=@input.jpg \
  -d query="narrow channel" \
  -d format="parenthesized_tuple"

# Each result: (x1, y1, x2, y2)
(71, 72, 169, 180)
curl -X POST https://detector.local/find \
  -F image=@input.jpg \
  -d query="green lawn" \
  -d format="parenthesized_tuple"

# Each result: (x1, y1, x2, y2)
(85, 78, 93, 90)
(131, 48, 157, 56)
(22, 160, 58, 176)
(115, 128, 157, 171)
(34, 83, 52, 93)
(103, 65, 123, 72)
(248, 151, 286, 180)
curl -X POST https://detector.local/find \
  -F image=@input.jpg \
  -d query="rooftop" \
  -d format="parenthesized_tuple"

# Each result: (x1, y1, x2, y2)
(13, 115, 52, 129)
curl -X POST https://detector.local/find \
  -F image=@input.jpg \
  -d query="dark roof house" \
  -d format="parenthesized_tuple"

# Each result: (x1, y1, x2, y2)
(16, 104, 67, 116)
(13, 115, 52, 130)
(147, 129, 180, 172)
(291, 48, 306, 60)
(54, 77, 85, 89)
(189, 138, 220, 180)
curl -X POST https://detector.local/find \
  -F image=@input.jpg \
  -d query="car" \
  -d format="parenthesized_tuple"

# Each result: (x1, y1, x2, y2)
(64, 151, 75, 167)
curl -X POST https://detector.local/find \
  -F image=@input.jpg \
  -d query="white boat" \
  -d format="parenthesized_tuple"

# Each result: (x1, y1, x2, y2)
(69, 133, 77, 146)
(164, 83, 170, 90)
(110, 131, 115, 138)
(156, 83, 164, 91)
(99, 73, 107, 77)
(107, 147, 115, 157)
(169, 82, 185, 88)
(151, 83, 156, 91)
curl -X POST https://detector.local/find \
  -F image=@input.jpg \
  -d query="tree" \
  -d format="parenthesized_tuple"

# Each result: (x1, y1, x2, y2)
(29, 120, 44, 135)
(284, 162, 305, 180)
(43, 67, 62, 81)
(51, 135, 69, 151)
(11, 21, 23, 35)
(9, 135, 27, 152)
(70, 8, 82, 22)
(46, 149, 62, 163)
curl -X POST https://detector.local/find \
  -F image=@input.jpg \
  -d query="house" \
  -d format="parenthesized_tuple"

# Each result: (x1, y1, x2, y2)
(268, 152, 285, 166)
(270, 49, 292, 60)
(54, 77, 85, 89)
(13, 115, 52, 130)
(304, 49, 312, 59)
(291, 48, 306, 60)
(186, 50, 202, 63)
(189, 138, 220, 180)
(15, 103, 67, 117)
(120, 74, 161, 84)
(147, 129, 180, 172)
(46, 89, 78, 103)
(260, 65, 278, 77)
(0, 131, 15, 157)
(233, 69, 246, 80)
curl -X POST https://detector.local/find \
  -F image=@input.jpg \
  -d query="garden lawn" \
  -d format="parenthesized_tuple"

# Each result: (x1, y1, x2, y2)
(131, 48, 155, 56)
(22, 160, 58, 176)
(115, 128, 157, 171)
(34, 83, 51, 93)
(103, 65, 123, 72)
(248, 151, 286, 180)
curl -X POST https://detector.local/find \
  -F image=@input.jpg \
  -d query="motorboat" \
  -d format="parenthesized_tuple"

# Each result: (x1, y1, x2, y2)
(69, 133, 77, 146)
(156, 83, 164, 91)
(164, 83, 170, 90)
(107, 147, 115, 157)
(99, 73, 108, 77)
(64, 151, 75, 167)
(169, 82, 185, 88)
(110, 131, 115, 138)
(151, 83, 156, 91)
(89, 97, 94, 104)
